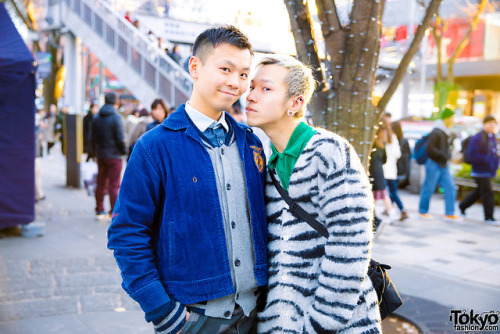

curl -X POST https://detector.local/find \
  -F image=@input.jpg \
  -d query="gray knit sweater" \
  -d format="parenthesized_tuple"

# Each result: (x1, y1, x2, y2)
(257, 130, 381, 334)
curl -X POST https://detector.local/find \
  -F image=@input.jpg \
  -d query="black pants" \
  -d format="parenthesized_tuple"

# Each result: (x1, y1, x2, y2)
(459, 177, 494, 220)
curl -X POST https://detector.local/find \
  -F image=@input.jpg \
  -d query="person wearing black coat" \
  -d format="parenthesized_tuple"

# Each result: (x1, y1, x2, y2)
(91, 92, 127, 219)
(83, 103, 99, 161)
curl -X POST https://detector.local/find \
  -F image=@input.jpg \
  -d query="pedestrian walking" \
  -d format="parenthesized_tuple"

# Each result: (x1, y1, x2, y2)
(83, 102, 99, 162)
(370, 125, 393, 216)
(146, 98, 168, 132)
(246, 54, 381, 333)
(107, 26, 268, 334)
(383, 113, 408, 221)
(419, 108, 460, 220)
(392, 120, 411, 188)
(91, 92, 126, 220)
(459, 115, 499, 225)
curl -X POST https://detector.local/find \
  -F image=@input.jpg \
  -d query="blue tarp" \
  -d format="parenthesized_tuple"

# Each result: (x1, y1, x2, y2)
(0, 2, 36, 228)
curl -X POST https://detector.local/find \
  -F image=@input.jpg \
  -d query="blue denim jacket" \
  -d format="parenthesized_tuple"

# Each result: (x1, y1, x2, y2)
(107, 105, 268, 317)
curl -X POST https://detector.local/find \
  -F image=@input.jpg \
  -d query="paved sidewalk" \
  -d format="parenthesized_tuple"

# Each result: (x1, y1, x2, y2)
(1, 149, 499, 333)
(372, 190, 500, 333)
(0, 151, 149, 334)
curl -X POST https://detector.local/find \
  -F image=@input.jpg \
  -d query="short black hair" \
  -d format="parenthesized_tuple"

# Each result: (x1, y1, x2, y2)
(104, 92, 118, 105)
(484, 115, 497, 124)
(193, 25, 253, 63)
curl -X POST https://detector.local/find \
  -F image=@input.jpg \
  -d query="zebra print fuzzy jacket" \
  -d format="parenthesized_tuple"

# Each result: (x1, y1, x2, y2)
(257, 130, 381, 334)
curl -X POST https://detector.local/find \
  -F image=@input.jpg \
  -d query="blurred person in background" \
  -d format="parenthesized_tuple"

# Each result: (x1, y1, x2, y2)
(370, 125, 391, 225)
(55, 104, 69, 155)
(419, 108, 460, 220)
(167, 45, 181, 64)
(127, 108, 153, 160)
(44, 104, 57, 154)
(382, 113, 407, 221)
(146, 98, 169, 131)
(459, 115, 499, 225)
(392, 120, 411, 188)
(91, 92, 127, 220)
(83, 102, 99, 162)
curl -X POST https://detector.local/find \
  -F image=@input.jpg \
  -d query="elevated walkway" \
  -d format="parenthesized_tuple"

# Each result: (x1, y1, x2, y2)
(61, 0, 192, 107)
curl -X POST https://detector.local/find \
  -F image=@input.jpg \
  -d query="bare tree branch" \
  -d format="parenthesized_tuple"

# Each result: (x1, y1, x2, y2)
(446, 0, 488, 81)
(377, 0, 442, 111)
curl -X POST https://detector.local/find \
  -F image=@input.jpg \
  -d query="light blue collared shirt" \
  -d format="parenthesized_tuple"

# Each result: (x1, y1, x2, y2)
(185, 102, 229, 132)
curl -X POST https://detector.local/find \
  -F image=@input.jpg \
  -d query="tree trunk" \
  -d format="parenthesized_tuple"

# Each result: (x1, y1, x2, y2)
(284, 0, 442, 167)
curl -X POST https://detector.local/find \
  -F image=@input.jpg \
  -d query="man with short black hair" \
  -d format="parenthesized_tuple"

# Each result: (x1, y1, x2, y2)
(108, 26, 268, 333)
(459, 115, 499, 225)
(91, 92, 126, 220)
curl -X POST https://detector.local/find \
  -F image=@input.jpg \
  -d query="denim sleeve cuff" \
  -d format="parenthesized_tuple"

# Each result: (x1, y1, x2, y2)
(130, 280, 171, 314)
(153, 301, 187, 334)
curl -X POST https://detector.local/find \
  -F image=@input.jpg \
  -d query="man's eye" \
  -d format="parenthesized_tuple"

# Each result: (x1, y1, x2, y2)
(263, 87, 271, 91)
(241, 73, 248, 79)
(221, 68, 230, 72)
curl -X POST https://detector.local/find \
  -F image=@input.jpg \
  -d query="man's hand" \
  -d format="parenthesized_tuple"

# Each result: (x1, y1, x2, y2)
(176, 312, 190, 334)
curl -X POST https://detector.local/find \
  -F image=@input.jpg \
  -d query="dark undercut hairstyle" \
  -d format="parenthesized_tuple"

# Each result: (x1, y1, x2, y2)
(193, 25, 253, 63)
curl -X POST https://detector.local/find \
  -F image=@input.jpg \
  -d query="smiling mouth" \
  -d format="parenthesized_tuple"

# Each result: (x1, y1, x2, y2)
(220, 90, 237, 97)
(246, 106, 257, 112)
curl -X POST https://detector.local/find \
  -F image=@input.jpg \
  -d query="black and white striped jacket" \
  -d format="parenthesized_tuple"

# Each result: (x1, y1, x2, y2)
(258, 130, 381, 334)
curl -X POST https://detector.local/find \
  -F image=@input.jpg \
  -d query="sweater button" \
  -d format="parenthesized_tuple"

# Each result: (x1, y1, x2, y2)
(224, 311, 231, 317)
(231, 221, 236, 229)
(234, 259, 241, 267)
(226, 183, 231, 190)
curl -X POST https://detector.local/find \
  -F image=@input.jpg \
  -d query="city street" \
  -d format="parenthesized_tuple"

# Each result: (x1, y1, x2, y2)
(1, 148, 499, 333)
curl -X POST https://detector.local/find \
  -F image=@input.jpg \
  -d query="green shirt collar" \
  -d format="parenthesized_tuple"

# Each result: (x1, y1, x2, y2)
(268, 122, 316, 191)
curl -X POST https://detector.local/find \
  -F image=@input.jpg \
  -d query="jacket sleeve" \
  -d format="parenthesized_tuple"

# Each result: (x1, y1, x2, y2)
(113, 115, 127, 155)
(303, 142, 376, 333)
(426, 130, 447, 165)
(107, 139, 184, 327)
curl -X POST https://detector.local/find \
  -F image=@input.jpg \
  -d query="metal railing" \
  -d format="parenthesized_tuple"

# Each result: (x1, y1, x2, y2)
(64, 0, 193, 107)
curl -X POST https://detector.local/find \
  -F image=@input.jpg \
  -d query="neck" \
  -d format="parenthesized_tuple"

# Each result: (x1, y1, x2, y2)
(189, 93, 223, 121)
(262, 118, 301, 153)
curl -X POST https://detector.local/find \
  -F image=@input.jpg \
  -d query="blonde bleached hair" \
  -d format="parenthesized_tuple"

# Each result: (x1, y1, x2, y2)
(256, 54, 316, 118)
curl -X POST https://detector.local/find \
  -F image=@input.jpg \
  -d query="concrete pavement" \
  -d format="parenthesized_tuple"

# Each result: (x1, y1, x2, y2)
(1, 147, 499, 333)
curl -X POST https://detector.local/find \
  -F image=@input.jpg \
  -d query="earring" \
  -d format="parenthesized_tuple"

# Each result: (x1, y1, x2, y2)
(287, 111, 293, 117)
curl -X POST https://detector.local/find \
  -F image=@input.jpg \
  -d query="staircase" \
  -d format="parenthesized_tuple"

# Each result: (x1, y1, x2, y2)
(61, 0, 192, 108)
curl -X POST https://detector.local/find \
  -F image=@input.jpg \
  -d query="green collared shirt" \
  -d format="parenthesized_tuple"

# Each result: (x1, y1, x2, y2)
(268, 122, 317, 191)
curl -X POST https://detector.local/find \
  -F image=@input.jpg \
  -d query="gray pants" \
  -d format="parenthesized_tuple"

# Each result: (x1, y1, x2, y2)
(179, 306, 256, 334)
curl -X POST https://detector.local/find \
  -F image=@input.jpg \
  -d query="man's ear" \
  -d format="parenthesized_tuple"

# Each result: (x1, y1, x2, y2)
(288, 95, 305, 115)
(189, 56, 201, 79)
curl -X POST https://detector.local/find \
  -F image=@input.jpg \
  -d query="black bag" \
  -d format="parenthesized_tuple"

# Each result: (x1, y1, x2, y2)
(269, 170, 403, 320)
(367, 260, 403, 320)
